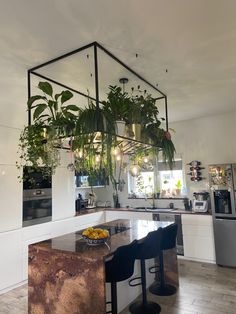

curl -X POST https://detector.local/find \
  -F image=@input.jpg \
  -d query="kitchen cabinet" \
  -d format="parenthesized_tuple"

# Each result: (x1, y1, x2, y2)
(105, 210, 153, 222)
(182, 214, 215, 263)
(0, 229, 22, 291)
(52, 167, 75, 221)
(74, 211, 105, 230)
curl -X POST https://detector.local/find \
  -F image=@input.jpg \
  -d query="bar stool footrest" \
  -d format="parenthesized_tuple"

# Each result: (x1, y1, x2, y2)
(148, 265, 160, 274)
(129, 301, 161, 314)
(129, 276, 142, 287)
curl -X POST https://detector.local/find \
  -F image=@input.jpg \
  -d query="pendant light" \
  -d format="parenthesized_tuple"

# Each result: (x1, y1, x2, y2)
(129, 164, 141, 177)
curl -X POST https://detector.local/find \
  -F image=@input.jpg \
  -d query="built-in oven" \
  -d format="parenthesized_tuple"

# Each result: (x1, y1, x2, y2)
(153, 213, 184, 256)
(23, 167, 52, 227)
(23, 188, 52, 227)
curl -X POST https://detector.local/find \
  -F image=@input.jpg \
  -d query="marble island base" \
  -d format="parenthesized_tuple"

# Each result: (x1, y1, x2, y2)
(28, 219, 178, 314)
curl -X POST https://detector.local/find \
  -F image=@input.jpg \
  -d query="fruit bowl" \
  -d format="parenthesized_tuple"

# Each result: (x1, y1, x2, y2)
(82, 227, 109, 246)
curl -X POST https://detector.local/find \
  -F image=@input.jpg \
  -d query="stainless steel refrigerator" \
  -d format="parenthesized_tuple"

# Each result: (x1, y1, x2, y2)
(209, 164, 236, 267)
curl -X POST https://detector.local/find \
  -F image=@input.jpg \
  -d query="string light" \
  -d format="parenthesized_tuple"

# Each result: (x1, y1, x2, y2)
(112, 147, 120, 156)
(130, 164, 141, 177)
(95, 154, 100, 163)
(143, 156, 149, 163)
(116, 154, 122, 161)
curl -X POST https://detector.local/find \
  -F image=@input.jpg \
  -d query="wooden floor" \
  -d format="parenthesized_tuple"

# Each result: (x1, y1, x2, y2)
(1, 259, 236, 313)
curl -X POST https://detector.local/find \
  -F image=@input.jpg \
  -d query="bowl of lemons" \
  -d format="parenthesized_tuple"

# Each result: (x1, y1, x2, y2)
(82, 227, 110, 245)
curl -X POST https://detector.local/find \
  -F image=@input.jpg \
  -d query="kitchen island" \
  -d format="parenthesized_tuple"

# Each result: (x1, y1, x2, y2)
(28, 219, 178, 314)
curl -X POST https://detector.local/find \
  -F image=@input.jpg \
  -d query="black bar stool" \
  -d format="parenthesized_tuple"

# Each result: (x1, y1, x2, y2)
(129, 228, 163, 314)
(105, 240, 138, 314)
(149, 223, 178, 296)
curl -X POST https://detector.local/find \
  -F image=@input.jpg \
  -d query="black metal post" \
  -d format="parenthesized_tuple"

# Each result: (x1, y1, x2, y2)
(27, 70, 31, 126)
(94, 43, 100, 131)
(165, 96, 169, 131)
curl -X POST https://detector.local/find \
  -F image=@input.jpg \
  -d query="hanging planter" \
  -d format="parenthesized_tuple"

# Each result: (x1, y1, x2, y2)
(115, 120, 126, 137)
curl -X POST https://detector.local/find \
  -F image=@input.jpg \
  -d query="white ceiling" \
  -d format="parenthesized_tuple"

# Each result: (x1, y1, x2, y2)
(1, 0, 236, 127)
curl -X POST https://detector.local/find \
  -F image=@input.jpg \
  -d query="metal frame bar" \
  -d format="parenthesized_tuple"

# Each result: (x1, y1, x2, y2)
(27, 41, 169, 131)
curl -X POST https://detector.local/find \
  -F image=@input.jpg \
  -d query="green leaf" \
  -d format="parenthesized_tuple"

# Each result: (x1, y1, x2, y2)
(27, 95, 46, 109)
(38, 82, 53, 97)
(48, 100, 58, 111)
(33, 104, 47, 121)
(55, 92, 62, 101)
(61, 90, 73, 104)
(63, 105, 79, 111)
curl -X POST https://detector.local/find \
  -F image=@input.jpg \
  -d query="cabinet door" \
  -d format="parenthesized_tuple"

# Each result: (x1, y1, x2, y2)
(105, 210, 153, 222)
(0, 229, 22, 290)
(182, 214, 215, 262)
(74, 212, 105, 231)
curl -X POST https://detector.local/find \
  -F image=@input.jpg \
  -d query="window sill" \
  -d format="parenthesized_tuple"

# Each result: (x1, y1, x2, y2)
(128, 197, 187, 200)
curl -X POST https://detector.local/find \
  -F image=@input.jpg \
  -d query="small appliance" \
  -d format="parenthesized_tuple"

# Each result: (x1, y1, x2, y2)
(192, 200, 208, 212)
(192, 191, 209, 213)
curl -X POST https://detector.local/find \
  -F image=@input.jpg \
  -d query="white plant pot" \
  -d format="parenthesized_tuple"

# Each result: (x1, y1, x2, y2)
(115, 120, 126, 137)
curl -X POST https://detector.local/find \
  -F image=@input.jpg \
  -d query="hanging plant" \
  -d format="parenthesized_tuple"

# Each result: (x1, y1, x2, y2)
(16, 123, 60, 178)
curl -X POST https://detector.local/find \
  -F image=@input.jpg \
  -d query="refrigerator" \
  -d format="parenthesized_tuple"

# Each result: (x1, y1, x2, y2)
(209, 164, 236, 267)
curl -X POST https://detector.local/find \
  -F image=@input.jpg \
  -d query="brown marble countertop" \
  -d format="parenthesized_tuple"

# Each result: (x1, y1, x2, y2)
(75, 207, 211, 216)
(32, 219, 173, 260)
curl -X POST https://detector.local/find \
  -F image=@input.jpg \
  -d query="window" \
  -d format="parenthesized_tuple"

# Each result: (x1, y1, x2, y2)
(128, 159, 186, 198)
(128, 171, 154, 198)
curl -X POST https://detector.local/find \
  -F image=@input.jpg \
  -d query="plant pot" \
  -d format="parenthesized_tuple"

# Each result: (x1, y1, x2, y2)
(175, 188, 181, 196)
(115, 120, 126, 137)
(131, 123, 141, 141)
(125, 124, 134, 138)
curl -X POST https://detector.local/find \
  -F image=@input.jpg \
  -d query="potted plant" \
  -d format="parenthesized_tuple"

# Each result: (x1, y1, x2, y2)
(28, 81, 79, 137)
(102, 85, 131, 137)
(17, 81, 79, 177)
(175, 179, 182, 195)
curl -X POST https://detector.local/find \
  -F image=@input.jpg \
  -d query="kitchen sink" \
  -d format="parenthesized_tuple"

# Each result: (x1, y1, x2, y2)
(134, 207, 175, 212)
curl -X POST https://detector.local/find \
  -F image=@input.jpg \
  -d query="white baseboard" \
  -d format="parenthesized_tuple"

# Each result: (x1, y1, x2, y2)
(0, 280, 27, 295)
(178, 255, 216, 264)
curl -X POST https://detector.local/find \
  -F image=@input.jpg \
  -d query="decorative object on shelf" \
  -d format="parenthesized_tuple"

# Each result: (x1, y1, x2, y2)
(186, 160, 205, 182)
(20, 42, 176, 194)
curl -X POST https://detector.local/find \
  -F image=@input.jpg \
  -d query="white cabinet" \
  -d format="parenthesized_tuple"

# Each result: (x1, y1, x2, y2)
(74, 211, 105, 230)
(105, 210, 153, 222)
(52, 167, 75, 221)
(182, 214, 215, 263)
(22, 222, 52, 280)
(0, 229, 22, 290)
(0, 165, 22, 232)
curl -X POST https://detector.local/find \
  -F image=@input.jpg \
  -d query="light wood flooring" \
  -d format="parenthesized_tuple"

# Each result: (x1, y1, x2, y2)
(1, 259, 236, 313)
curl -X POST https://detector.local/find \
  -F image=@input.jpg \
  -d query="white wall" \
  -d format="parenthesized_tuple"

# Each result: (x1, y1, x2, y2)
(94, 110, 236, 208)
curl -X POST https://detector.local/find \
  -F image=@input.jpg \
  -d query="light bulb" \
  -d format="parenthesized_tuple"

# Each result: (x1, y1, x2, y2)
(116, 154, 121, 161)
(112, 147, 120, 156)
(130, 164, 141, 177)
(95, 154, 100, 163)
(75, 149, 83, 159)
(143, 156, 149, 163)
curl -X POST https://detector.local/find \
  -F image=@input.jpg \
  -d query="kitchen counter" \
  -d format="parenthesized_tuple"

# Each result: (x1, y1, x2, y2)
(28, 219, 178, 314)
(75, 206, 211, 216)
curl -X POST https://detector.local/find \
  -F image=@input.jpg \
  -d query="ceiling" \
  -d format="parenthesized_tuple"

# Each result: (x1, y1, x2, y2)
(1, 0, 236, 127)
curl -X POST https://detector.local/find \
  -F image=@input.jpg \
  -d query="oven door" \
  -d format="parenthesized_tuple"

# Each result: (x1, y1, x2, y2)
(23, 190, 52, 227)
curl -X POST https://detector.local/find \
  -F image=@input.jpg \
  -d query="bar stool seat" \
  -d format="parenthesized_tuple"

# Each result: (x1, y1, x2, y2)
(149, 223, 178, 296)
(129, 228, 163, 314)
(105, 240, 138, 314)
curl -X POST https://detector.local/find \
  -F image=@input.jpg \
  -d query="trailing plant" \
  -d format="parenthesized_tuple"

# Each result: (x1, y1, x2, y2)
(16, 123, 60, 178)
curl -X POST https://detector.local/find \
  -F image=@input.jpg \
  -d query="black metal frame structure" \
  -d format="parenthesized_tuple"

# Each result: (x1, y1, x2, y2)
(27, 41, 168, 153)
